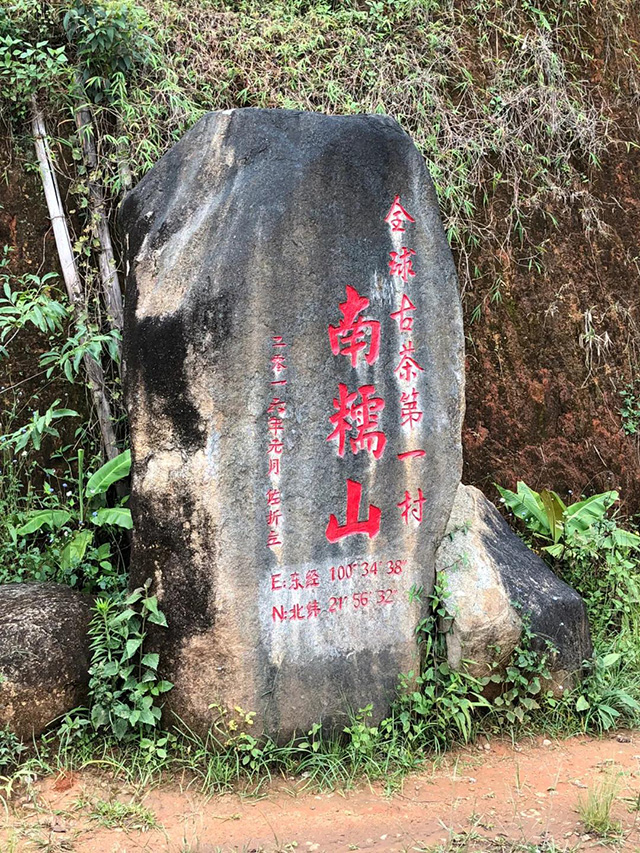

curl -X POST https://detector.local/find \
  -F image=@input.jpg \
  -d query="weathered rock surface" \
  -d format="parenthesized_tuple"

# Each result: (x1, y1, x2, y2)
(0, 583, 92, 737)
(435, 484, 592, 692)
(120, 108, 465, 737)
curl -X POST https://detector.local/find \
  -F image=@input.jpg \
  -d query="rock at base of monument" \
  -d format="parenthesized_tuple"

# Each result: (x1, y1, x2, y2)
(435, 484, 592, 695)
(0, 582, 92, 738)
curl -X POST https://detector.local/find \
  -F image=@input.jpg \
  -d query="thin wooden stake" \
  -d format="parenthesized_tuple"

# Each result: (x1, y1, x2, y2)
(32, 102, 120, 462)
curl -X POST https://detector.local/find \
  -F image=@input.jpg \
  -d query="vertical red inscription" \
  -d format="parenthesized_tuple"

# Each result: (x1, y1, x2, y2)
(328, 285, 381, 367)
(326, 479, 381, 543)
(390, 294, 416, 332)
(326, 284, 383, 542)
(386, 197, 428, 508)
(385, 196, 415, 232)
(398, 488, 426, 524)
(388, 247, 416, 283)
(327, 383, 386, 460)
(267, 338, 287, 550)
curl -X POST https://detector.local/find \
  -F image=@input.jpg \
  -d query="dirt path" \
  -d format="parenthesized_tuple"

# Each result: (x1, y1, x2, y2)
(2, 732, 640, 852)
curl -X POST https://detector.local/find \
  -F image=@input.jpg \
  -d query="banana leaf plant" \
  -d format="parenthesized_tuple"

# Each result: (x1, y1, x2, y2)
(15, 449, 132, 570)
(496, 481, 640, 558)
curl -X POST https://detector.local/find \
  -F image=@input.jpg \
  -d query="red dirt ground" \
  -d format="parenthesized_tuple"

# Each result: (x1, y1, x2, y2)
(3, 732, 640, 852)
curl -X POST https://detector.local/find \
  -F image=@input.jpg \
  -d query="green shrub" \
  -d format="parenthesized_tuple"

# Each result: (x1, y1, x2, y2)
(0, 449, 132, 594)
(60, 582, 173, 742)
(497, 481, 640, 644)
(0, 727, 26, 773)
(497, 479, 640, 733)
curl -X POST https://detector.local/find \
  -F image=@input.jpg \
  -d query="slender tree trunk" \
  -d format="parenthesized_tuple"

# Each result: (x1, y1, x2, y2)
(32, 103, 120, 462)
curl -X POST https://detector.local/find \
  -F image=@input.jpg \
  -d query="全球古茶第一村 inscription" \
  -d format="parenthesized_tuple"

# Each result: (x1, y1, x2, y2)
(121, 109, 464, 738)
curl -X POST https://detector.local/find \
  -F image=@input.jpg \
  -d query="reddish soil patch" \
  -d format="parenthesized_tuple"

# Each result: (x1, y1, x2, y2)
(3, 732, 640, 851)
(462, 140, 640, 513)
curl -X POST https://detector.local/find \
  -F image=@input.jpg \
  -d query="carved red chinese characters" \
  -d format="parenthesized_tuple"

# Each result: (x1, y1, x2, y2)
(266, 336, 288, 549)
(326, 479, 382, 543)
(398, 488, 426, 524)
(388, 247, 416, 283)
(328, 285, 381, 368)
(385, 195, 415, 232)
(327, 383, 386, 460)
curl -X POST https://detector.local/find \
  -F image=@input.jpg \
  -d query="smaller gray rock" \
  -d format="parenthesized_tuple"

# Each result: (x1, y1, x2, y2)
(435, 485, 592, 694)
(0, 583, 92, 737)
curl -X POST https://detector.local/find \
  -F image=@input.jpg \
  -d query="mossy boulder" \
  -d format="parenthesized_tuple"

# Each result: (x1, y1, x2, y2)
(435, 484, 592, 695)
(0, 582, 92, 738)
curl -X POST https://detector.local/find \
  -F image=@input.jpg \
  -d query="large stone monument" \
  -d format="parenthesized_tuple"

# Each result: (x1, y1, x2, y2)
(120, 108, 465, 737)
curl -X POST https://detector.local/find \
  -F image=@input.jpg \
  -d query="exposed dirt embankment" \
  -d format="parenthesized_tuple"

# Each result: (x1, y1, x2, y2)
(463, 140, 640, 511)
(0, 153, 89, 475)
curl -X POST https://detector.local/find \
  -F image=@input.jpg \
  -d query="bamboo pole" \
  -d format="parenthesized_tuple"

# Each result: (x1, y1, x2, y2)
(32, 103, 120, 462)
(74, 96, 124, 349)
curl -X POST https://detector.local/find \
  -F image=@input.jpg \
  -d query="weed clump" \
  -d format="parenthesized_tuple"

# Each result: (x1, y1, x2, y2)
(578, 775, 622, 838)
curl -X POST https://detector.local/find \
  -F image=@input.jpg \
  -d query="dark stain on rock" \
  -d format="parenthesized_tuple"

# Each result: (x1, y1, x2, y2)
(130, 311, 205, 450)
(192, 283, 235, 357)
(129, 491, 216, 643)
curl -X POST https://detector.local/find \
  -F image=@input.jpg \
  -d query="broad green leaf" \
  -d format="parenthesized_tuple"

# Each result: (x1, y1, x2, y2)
(85, 449, 131, 498)
(600, 652, 621, 668)
(113, 717, 128, 739)
(542, 542, 565, 558)
(564, 491, 617, 538)
(141, 653, 159, 670)
(16, 509, 71, 535)
(144, 596, 159, 616)
(139, 708, 156, 725)
(91, 507, 133, 529)
(598, 705, 620, 728)
(540, 489, 565, 544)
(124, 637, 143, 659)
(91, 705, 108, 728)
(615, 692, 640, 709)
(496, 482, 551, 538)
(603, 527, 640, 550)
(124, 587, 144, 606)
(575, 695, 590, 712)
(60, 529, 93, 570)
